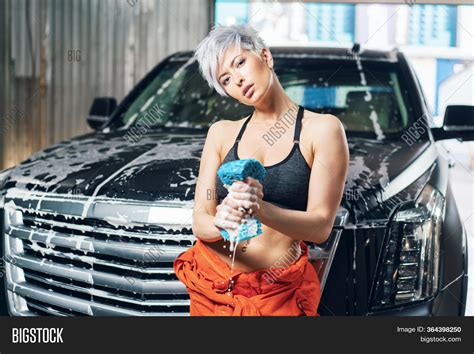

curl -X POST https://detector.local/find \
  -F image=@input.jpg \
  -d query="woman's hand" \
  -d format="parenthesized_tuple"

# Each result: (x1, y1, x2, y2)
(227, 177, 264, 218)
(213, 177, 264, 234)
(213, 194, 246, 231)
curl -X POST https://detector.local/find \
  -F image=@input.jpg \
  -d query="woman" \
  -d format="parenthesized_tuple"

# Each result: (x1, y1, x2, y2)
(173, 24, 349, 316)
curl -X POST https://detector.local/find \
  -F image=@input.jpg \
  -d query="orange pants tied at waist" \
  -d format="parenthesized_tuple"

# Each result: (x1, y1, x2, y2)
(173, 239, 321, 316)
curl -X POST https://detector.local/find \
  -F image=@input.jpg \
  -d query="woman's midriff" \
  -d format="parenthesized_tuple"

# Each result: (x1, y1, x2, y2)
(203, 224, 302, 273)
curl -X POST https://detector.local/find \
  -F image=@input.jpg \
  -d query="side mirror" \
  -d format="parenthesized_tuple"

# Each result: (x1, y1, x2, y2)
(87, 97, 117, 130)
(431, 105, 474, 141)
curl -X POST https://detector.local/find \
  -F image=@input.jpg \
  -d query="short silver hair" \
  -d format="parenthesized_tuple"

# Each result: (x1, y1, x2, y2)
(193, 24, 268, 97)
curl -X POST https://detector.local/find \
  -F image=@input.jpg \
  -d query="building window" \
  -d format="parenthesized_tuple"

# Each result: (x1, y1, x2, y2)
(408, 5, 457, 47)
(305, 3, 355, 43)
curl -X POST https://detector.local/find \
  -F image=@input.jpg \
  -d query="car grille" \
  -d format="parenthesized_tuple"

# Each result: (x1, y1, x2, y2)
(3, 189, 348, 316)
(3, 191, 195, 316)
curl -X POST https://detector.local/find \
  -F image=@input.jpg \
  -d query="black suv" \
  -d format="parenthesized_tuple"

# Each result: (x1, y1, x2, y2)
(0, 46, 472, 316)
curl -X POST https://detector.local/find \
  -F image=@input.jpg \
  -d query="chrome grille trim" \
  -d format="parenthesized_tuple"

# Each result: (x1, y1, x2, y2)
(26, 300, 70, 316)
(20, 241, 177, 276)
(8, 283, 188, 316)
(21, 214, 195, 243)
(7, 223, 188, 263)
(7, 253, 187, 294)
(3, 192, 194, 316)
(22, 272, 190, 307)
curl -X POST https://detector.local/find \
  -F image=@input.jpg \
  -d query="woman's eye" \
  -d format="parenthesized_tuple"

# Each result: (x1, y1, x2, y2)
(222, 77, 229, 86)
(238, 59, 245, 67)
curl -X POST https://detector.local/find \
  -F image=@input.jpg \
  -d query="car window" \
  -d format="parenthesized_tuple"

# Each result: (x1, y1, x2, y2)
(111, 55, 419, 141)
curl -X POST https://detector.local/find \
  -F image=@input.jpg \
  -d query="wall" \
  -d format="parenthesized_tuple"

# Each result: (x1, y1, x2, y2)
(0, 0, 212, 170)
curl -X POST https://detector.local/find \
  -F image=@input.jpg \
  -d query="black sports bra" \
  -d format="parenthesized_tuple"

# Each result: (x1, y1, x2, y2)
(215, 105, 311, 211)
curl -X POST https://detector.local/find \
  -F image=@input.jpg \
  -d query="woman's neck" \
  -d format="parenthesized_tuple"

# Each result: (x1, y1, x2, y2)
(251, 80, 298, 124)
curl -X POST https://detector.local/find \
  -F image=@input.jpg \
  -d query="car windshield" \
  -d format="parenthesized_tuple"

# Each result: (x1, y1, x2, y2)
(110, 53, 417, 140)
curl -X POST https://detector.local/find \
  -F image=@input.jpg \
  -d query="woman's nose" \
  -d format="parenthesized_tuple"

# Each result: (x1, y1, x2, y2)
(235, 73, 244, 86)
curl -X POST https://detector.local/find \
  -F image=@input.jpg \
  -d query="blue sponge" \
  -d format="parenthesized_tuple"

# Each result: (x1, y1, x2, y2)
(217, 158, 266, 186)
(216, 158, 266, 243)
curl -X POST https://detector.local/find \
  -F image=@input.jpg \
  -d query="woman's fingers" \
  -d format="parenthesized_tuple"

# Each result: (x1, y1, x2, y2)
(213, 217, 238, 230)
(217, 202, 244, 215)
(227, 187, 260, 209)
(228, 190, 258, 202)
(217, 203, 244, 219)
(217, 178, 264, 225)
(214, 201, 246, 232)
(246, 176, 261, 185)
(231, 179, 263, 198)
(227, 192, 257, 210)
(222, 195, 241, 210)
(228, 184, 259, 200)
(245, 177, 263, 192)
(230, 181, 257, 194)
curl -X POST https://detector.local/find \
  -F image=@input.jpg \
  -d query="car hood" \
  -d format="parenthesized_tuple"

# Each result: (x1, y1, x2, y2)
(1, 128, 431, 222)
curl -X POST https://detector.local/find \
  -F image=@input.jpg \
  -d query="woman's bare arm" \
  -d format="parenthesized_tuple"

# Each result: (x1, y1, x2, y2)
(191, 120, 244, 242)
(238, 114, 349, 244)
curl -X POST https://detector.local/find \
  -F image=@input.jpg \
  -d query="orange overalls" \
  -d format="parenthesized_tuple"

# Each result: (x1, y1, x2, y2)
(173, 239, 321, 316)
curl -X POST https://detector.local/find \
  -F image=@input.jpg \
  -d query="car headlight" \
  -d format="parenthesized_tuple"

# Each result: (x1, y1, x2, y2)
(371, 183, 445, 311)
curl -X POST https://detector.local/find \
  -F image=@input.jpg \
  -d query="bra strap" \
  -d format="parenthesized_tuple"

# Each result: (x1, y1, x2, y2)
(293, 105, 304, 144)
(235, 111, 254, 143)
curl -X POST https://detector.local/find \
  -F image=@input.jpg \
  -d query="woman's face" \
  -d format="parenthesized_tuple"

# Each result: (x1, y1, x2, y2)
(216, 45, 273, 104)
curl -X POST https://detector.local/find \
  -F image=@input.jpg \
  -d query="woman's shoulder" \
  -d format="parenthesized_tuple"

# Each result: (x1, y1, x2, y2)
(209, 118, 243, 130)
(302, 111, 346, 151)
(303, 109, 340, 124)
(208, 117, 247, 138)
(207, 118, 246, 159)
(303, 110, 344, 133)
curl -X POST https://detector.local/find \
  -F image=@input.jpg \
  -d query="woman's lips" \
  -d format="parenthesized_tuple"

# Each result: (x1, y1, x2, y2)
(244, 84, 255, 98)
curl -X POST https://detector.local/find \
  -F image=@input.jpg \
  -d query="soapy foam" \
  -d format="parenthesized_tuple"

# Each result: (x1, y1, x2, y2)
(221, 183, 257, 312)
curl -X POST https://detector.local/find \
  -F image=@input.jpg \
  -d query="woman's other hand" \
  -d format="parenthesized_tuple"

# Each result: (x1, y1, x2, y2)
(213, 194, 246, 231)
(228, 177, 264, 218)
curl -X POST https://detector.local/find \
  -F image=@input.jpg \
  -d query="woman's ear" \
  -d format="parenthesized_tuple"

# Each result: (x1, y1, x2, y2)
(260, 48, 274, 70)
